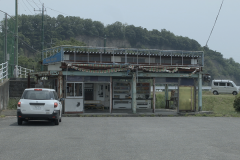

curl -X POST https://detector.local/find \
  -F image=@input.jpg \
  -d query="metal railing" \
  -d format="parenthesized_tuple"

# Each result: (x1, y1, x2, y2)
(18, 66, 34, 78)
(42, 46, 204, 67)
(0, 61, 8, 83)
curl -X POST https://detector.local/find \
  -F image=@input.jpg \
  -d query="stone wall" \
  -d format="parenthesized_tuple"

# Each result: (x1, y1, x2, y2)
(0, 79, 9, 111)
(9, 78, 35, 97)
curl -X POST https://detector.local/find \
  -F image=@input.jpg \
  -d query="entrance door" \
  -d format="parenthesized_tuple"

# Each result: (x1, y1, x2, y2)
(84, 83, 94, 100)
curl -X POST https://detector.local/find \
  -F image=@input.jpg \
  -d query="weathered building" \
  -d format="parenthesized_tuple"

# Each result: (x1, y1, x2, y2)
(30, 46, 204, 114)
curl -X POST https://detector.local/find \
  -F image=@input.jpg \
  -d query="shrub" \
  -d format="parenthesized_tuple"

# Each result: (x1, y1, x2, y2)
(233, 95, 240, 112)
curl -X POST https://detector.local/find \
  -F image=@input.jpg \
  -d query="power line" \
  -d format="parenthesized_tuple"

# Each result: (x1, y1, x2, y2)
(21, 0, 34, 14)
(6, 28, 41, 53)
(205, 0, 224, 47)
(45, 6, 71, 16)
(25, 0, 35, 9)
(19, 38, 41, 53)
(31, 0, 40, 9)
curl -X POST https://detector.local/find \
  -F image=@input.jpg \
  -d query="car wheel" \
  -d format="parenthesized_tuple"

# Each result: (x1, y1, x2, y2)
(59, 112, 62, 122)
(213, 91, 218, 95)
(18, 118, 22, 125)
(55, 112, 59, 125)
(233, 91, 237, 95)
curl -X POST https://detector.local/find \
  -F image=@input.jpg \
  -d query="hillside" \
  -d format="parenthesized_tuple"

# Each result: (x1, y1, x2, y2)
(1, 14, 240, 84)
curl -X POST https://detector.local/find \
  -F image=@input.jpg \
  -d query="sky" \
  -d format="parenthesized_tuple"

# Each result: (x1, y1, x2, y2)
(0, 0, 239, 63)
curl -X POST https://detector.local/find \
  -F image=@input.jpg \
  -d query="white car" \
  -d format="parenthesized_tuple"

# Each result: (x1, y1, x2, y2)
(17, 88, 63, 125)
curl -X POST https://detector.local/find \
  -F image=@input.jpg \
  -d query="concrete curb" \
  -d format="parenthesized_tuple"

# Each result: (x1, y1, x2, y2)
(0, 109, 213, 117)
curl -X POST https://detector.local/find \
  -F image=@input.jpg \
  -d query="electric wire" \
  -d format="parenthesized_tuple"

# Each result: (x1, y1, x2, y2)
(205, 0, 224, 47)
(31, 0, 40, 9)
(21, 0, 34, 14)
(25, 0, 35, 9)
(45, 6, 71, 16)
(7, 29, 41, 53)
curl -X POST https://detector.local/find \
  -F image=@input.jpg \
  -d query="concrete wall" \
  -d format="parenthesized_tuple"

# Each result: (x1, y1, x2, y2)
(0, 79, 9, 111)
(9, 78, 35, 97)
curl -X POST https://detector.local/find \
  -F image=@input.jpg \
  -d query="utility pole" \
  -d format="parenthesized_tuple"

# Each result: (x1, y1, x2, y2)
(15, 0, 18, 66)
(4, 13, 7, 62)
(104, 35, 106, 53)
(34, 3, 45, 71)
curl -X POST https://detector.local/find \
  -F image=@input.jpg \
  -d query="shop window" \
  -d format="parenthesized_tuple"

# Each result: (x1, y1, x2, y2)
(66, 82, 83, 97)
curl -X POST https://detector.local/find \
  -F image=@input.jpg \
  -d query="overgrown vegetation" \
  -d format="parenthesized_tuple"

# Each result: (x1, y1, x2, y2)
(7, 98, 20, 110)
(155, 91, 240, 117)
(233, 94, 240, 112)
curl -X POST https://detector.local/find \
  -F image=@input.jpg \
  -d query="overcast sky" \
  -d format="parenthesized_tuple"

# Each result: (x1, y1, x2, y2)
(0, 0, 239, 63)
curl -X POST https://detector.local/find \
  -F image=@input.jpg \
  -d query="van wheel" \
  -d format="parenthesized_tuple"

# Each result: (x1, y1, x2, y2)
(18, 118, 22, 125)
(233, 91, 237, 95)
(213, 91, 218, 95)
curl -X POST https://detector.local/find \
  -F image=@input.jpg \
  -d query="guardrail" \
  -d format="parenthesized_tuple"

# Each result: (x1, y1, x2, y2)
(18, 66, 34, 78)
(0, 61, 8, 83)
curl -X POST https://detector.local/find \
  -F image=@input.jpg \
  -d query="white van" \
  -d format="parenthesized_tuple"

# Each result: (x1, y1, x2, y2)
(211, 80, 239, 95)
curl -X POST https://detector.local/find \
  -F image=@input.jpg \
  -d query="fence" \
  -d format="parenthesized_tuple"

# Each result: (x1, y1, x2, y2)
(0, 61, 8, 83)
(18, 66, 34, 78)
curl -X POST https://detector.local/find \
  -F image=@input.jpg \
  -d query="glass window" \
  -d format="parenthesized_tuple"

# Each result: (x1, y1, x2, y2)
(53, 91, 59, 99)
(227, 83, 233, 87)
(67, 83, 74, 96)
(22, 90, 54, 100)
(66, 83, 83, 97)
(219, 83, 226, 86)
(214, 82, 218, 86)
(75, 83, 82, 96)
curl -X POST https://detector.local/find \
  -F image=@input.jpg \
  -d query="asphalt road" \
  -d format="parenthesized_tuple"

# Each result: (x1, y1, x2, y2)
(0, 116, 240, 160)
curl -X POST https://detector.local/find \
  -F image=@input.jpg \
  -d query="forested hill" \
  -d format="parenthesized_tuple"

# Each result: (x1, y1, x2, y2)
(1, 14, 240, 84)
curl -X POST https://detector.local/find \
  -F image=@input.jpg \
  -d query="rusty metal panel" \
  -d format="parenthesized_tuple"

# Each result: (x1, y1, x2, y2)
(58, 71, 63, 98)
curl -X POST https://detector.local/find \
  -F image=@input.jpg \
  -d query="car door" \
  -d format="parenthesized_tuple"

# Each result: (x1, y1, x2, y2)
(226, 82, 235, 94)
(218, 82, 226, 93)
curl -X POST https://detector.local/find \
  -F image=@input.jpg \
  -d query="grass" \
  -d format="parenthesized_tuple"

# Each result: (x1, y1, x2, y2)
(155, 90, 240, 117)
(202, 91, 240, 117)
(7, 98, 20, 110)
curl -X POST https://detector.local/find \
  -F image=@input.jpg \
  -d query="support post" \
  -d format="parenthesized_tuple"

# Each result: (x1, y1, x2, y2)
(153, 78, 156, 113)
(27, 73, 30, 88)
(165, 84, 168, 108)
(15, 0, 18, 66)
(110, 76, 112, 113)
(198, 73, 202, 111)
(4, 13, 7, 62)
(132, 72, 136, 114)
(41, 3, 44, 71)
(58, 71, 63, 98)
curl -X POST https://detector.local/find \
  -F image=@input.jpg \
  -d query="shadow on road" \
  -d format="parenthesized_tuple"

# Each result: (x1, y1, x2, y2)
(10, 120, 56, 126)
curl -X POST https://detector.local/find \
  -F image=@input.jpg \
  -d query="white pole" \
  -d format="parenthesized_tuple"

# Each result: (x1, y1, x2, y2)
(6, 61, 8, 79)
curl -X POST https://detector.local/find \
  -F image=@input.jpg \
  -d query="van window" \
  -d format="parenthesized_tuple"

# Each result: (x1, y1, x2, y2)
(219, 83, 226, 86)
(227, 83, 233, 87)
(214, 82, 218, 86)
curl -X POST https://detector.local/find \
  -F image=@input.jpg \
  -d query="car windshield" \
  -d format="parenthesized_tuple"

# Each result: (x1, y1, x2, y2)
(21, 90, 54, 100)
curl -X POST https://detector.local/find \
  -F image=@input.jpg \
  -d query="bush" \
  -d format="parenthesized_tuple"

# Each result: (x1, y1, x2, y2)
(8, 98, 20, 110)
(233, 95, 240, 112)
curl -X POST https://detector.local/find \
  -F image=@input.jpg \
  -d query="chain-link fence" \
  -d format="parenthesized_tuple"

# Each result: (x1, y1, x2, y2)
(0, 11, 16, 78)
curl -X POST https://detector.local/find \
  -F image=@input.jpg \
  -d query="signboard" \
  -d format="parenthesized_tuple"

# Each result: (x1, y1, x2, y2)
(43, 52, 61, 64)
